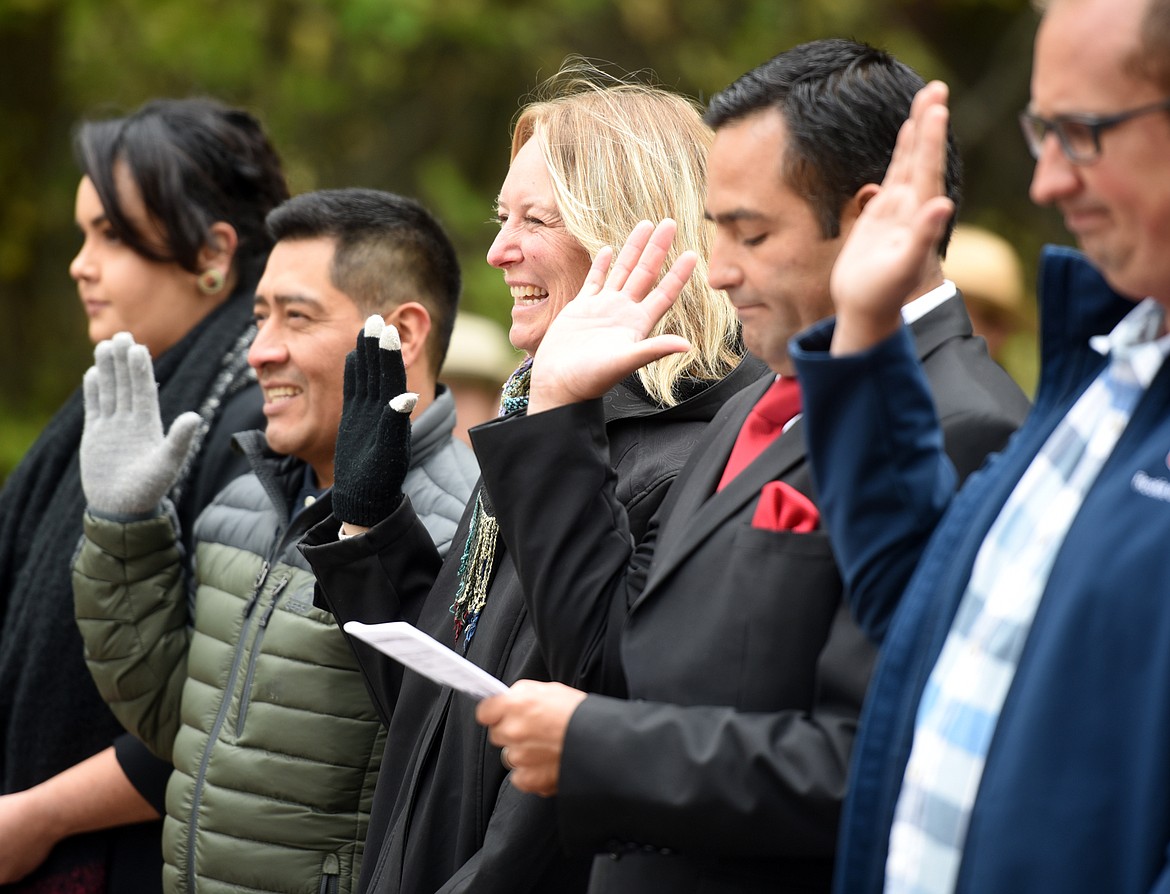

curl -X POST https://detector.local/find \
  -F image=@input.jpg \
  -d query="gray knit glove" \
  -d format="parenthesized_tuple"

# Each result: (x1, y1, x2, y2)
(80, 331, 201, 516)
(331, 315, 418, 527)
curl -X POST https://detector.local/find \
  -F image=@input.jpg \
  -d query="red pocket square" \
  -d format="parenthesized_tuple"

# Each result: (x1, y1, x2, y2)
(752, 481, 820, 532)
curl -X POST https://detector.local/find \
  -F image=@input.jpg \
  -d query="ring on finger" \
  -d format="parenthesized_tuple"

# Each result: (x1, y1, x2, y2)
(501, 746, 514, 771)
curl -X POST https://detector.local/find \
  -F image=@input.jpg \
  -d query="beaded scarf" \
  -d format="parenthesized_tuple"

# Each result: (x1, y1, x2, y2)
(450, 356, 532, 649)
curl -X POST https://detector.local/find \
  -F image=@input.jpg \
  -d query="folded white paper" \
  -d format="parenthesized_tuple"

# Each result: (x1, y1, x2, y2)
(343, 620, 508, 700)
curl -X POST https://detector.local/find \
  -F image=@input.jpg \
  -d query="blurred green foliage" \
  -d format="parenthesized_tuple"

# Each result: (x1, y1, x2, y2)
(0, 0, 1067, 483)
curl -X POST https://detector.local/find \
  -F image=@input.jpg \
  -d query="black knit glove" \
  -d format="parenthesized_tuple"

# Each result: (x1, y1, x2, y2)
(331, 315, 417, 527)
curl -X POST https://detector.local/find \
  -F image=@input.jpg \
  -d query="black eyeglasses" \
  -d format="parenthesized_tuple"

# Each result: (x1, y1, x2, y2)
(1018, 97, 1170, 164)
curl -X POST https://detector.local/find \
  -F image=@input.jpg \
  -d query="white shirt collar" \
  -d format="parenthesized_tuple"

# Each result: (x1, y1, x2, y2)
(778, 281, 957, 432)
(1088, 297, 1170, 389)
(901, 280, 958, 325)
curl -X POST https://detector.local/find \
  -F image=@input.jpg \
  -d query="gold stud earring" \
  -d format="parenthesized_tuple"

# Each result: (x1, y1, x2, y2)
(197, 268, 226, 295)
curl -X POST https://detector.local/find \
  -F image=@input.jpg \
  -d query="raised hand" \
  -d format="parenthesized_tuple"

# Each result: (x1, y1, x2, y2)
(80, 332, 201, 516)
(829, 80, 957, 355)
(527, 218, 697, 414)
(330, 315, 418, 528)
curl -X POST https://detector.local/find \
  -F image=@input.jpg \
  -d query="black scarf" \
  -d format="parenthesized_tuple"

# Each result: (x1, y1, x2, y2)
(0, 286, 257, 888)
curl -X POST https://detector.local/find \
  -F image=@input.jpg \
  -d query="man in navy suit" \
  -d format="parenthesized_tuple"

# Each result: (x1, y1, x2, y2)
(474, 39, 1030, 893)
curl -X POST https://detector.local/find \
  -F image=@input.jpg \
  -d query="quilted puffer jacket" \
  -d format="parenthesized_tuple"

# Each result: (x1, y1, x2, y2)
(72, 391, 477, 894)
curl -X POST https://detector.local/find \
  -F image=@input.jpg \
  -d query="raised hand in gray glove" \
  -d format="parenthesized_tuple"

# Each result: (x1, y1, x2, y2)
(331, 315, 418, 528)
(80, 331, 202, 516)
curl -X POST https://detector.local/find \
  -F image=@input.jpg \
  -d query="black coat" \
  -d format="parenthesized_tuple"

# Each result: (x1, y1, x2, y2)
(472, 296, 1033, 893)
(300, 355, 768, 894)
(0, 290, 262, 893)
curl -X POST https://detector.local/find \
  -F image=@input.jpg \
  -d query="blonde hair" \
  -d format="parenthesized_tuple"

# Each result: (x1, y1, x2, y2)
(511, 60, 743, 406)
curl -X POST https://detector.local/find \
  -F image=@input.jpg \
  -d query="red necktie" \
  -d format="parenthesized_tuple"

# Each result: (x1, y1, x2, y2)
(717, 377, 801, 491)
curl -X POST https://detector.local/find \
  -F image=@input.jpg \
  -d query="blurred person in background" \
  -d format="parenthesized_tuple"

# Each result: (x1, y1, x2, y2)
(440, 311, 521, 446)
(944, 223, 1037, 389)
(0, 97, 287, 893)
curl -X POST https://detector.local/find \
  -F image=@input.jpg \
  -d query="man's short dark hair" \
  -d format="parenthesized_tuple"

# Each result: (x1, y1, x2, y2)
(266, 188, 462, 373)
(705, 38, 962, 250)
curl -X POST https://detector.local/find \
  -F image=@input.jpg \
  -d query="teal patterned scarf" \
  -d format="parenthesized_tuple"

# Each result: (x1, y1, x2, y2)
(450, 356, 532, 649)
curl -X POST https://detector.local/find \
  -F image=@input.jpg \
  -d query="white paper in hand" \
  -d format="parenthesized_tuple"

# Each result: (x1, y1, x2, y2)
(343, 620, 507, 700)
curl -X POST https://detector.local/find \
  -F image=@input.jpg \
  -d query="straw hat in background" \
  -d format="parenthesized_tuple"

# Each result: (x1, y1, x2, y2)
(943, 224, 1031, 362)
(441, 311, 523, 446)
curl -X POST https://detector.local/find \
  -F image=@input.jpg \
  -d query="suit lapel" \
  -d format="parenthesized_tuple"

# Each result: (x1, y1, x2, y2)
(630, 295, 972, 615)
(633, 390, 808, 612)
(909, 290, 972, 361)
(649, 378, 765, 537)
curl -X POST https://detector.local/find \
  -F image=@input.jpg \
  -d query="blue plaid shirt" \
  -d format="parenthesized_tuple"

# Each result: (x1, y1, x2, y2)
(885, 298, 1170, 894)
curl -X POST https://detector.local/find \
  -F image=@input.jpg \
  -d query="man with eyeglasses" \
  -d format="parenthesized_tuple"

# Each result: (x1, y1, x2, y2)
(781, 0, 1170, 891)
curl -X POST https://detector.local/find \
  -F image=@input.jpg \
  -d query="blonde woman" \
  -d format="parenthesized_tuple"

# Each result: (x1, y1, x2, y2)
(300, 62, 766, 894)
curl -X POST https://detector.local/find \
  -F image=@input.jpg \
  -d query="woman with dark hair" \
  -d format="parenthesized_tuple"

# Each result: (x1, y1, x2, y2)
(0, 97, 288, 894)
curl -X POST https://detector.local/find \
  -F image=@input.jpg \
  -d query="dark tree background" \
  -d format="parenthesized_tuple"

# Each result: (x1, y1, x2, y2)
(0, 0, 1069, 482)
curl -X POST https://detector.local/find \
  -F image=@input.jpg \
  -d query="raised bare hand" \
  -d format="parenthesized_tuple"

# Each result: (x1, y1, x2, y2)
(830, 81, 957, 355)
(527, 219, 696, 414)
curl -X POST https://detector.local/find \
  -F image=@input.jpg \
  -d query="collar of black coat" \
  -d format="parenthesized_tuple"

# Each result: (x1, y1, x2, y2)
(601, 352, 771, 425)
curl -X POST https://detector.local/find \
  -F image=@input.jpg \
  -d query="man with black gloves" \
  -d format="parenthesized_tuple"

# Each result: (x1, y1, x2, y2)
(71, 188, 478, 894)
